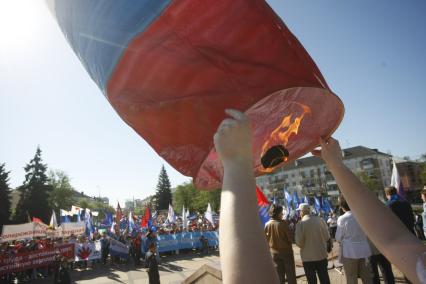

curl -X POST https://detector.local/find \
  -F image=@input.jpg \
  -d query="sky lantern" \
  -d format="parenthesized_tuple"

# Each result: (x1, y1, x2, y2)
(48, 0, 344, 189)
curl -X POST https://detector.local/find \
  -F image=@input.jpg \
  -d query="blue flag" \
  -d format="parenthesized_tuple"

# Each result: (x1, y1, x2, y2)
(314, 197, 322, 214)
(293, 191, 300, 208)
(272, 196, 277, 205)
(284, 188, 293, 209)
(322, 197, 332, 214)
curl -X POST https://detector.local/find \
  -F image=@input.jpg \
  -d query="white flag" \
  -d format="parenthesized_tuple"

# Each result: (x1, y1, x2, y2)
(71, 205, 82, 215)
(391, 160, 404, 197)
(60, 209, 72, 216)
(167, 204, 176, 224)
(49, 209, 58, 228)
(182, 206, 187, 229)
(205, 203, 214, 225)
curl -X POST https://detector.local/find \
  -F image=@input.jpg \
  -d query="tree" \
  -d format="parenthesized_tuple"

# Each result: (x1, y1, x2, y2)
(48, 170, 75, 216)
(14, 147, 52, 223)
(0, 164, 12, 229)
(357, 171, 383, 198)
(173, 182, 198, 212)
(155, 165, 172, 210)
(172, 181, 221, 213)
(192, 189, 221, 213)
(420, 155, 426, 186)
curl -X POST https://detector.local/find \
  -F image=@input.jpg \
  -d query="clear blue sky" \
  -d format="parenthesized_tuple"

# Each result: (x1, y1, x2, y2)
(1, 0, 425, 207)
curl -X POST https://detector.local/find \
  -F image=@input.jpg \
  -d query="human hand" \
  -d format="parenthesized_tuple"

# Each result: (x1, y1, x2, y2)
(311, 137, 343, 167)
(214, 109, 253, 166)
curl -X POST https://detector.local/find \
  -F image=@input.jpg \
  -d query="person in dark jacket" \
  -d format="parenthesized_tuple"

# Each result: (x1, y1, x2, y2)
(384, 186, 415, 234)
(145, 242, 160, 284)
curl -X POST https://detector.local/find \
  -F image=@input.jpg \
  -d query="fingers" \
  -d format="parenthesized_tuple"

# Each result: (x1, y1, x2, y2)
(311, 149, 321, 157)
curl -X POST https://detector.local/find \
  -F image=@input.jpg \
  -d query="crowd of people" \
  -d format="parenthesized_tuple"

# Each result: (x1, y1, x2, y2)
(264, 185, 424, 284)
(0, 212, 218, 284)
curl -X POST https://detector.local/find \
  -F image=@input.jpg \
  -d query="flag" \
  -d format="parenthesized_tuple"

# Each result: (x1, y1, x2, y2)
(272, 196, 277, 205)
(84, 208, 94, 238)
(141, 207, 152, 228)
(152, 210, 158, 220)
(323, 197, 332, 214)
(391, 160, 406, 199)
(256, 186, 270, 226)
(110, 221, 116, 234)
(293, 191, 301, 209)
(71, 205, 82, 215)
(32, 217, 43, 224)
(116, 202, 123, 223)
(314, 197, 322, 214)
(60, 209, 71, 223)
(102, 212, 113, 226)
(182, 206, 187, 229)
(128, 211, 135, 232)
(49, 210, 58, 229)
(205, 203, 214, 225)
(284, 188, 293, 209)
(167, 204, 176, 224)
(302, 195, 309, 205)
(76, 210, 81, 222)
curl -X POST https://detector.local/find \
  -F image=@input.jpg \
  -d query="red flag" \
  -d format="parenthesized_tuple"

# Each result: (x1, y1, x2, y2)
(141, 207, 151, 228)
(32, 217, 43, 224)
(116, 202, 122, 223)
(256, 186, 269, 207)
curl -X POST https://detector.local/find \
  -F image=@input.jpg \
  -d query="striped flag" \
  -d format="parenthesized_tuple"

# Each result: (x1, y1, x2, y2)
(256, 186, 270, 226)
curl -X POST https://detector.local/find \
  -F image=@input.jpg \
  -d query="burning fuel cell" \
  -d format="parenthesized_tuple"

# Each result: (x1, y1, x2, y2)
(49, 0, 344, 190)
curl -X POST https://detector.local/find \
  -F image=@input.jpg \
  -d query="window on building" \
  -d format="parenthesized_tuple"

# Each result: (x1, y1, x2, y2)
(292, 182, 296, 186)
(310, 169, 315, 177)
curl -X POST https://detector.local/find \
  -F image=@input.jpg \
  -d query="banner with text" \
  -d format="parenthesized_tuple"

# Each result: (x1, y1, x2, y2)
(1, 222, 49, 243)
(0, 243, 74, 275)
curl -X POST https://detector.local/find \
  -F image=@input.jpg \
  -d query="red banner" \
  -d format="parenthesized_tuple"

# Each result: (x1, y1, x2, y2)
(0, 243, 74, 275)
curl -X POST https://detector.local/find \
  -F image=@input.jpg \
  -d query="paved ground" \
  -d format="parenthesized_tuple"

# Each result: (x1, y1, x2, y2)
(30, 243, 408, 283)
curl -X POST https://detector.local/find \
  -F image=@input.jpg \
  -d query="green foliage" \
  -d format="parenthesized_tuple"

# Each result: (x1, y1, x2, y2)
(172, 181, 221, 213)
(357, 171, 382, 195)
(155, 165, 172, 210)
(0, 164, 12, 229)
(48, 170, 75, 216)
(420, 154, 426, 185)
(173, 182, 197, 212)
(14, 147, 52, 223)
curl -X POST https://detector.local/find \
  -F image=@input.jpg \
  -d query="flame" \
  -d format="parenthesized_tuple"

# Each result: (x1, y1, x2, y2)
(260, 103, 311, 171)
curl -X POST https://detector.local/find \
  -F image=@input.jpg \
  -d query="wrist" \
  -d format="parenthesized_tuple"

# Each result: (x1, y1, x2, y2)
(325, 158, 345, 172)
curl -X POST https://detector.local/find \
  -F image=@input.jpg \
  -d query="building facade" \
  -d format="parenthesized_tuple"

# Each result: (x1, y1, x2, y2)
(256, 146, 393, 203)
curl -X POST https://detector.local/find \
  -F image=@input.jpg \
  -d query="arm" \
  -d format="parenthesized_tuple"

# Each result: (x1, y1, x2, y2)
(313, 138, 425, 283)
(215, 109, 278, 284)
(335, 218, 343, 242)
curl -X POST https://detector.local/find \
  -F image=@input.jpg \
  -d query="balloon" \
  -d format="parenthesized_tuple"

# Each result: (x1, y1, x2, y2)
(48, 0, 344, 189)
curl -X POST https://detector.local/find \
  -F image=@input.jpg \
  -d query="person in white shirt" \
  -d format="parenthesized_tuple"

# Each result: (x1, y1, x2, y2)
(335, 197, 373, 284)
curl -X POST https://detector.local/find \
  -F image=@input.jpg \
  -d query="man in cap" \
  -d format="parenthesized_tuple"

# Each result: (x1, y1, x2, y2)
(295, 203, 331, 284)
